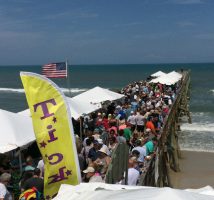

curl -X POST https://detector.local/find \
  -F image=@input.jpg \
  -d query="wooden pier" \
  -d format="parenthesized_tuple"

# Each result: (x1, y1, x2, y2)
(105, 70, 191, 187)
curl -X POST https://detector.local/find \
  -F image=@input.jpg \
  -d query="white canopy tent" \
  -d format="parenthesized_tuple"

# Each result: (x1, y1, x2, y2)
(71, 86, 124, 104)
(0, 109, 35, 153)
(18, 86, 124, 120)
(53, 183, 214, 200)
(151, 71, 166, 77)
(150, 71, 182, 85)
(18, 97, 101, 120)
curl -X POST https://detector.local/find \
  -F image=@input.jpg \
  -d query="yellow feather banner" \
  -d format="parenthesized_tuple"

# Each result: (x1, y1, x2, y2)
(20, 72, 81, 199)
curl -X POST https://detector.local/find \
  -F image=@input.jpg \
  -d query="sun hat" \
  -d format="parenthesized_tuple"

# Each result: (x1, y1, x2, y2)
(146, 128, 151, 133)
(83, 166, 95, 173)
(98, 146, 108, 155)
(97, 138, 103, 144)
(129, 156, 137, 162)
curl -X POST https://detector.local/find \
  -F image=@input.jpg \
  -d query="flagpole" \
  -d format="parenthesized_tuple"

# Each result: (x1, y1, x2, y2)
(66, 59, 72, 97)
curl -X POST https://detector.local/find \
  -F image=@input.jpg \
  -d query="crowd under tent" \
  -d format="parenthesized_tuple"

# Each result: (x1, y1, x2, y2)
(18, 86, 124, 120)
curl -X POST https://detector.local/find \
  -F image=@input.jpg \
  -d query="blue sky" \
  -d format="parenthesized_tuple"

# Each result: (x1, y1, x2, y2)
(0, 0, 214, 65)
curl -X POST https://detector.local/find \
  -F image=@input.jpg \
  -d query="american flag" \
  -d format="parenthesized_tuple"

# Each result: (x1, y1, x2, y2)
(42, 62, 67, 78)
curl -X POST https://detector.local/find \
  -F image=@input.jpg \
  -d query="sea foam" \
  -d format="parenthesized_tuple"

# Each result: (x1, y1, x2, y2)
(181, 123, 214, 132)
(0, 87, 87, 93)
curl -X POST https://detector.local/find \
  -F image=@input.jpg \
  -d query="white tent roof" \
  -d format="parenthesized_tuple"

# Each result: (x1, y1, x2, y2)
(72, 86, 124, 104)
(151, 71, 166, 77)
(150, 71, 182, 85)
(53, 183, 214, 200)
(66, 97, 101, 120)
(18, 86, 124, 120)
(0, 109, 35, 153)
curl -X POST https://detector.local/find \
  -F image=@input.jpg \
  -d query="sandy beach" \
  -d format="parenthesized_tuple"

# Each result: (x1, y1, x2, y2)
(170, 150, 214, 189)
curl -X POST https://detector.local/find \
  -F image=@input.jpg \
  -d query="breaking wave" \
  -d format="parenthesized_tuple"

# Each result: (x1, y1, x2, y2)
(181, 123, 214, 133)
(0, 87, 87, 93)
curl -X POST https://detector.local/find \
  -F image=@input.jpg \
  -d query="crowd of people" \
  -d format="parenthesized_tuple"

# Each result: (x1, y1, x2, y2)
(0, 76, 181, 199)
(76, 78, 179, 185)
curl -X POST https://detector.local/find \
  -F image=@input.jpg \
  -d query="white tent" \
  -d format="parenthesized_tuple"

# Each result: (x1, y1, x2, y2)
(18, 86, 124, 120)
(0, 109, 35, 153)
(53, 183, 214, 200)
(150, 71, 182, 85)
(151, 71, 166, 77)
(66, 97, 101, 120)
(72, 86, 124, 104)
(18, 97, 101, 120)
(167, 71, 182, 79)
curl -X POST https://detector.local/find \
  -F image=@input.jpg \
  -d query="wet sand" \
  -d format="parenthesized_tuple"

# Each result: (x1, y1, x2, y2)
(170, 150, 214, 189)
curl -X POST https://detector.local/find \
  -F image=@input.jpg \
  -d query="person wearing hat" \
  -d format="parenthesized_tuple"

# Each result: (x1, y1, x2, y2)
(83, 166, 103, 183)
(88, 140, 101, 164)
(94, 146, 111, 178)
(97, 139, 110, 156)
(131, 140, 146, 163)
(24, 156, 35, 172)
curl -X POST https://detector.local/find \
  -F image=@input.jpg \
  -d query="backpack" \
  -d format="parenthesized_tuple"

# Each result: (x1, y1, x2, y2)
(19, 187, 42, 200)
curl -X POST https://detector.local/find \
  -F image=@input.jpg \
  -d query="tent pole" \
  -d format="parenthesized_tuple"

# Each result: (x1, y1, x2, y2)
(19, 150, 22, 175)
(66, 59, 72, 97)
(80, 116, 83, 142)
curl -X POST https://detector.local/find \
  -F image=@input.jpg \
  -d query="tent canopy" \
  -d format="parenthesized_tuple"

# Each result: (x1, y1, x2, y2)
(150, 71, 182, 85)
(18, 86, 124, 120)
(53, 183, 214, 200)
(0, 109, 35, 153)
(150, 71, 166, 77)
(72, 86, 124, 104)
(15, 86, 124, 152)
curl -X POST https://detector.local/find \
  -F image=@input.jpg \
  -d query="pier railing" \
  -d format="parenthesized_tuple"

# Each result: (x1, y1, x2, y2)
(139, 70, 191, 187)
(105, 70, 191, 187)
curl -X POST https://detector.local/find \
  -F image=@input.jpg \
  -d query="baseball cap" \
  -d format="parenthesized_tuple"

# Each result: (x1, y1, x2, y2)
(83, 167, 95, 173)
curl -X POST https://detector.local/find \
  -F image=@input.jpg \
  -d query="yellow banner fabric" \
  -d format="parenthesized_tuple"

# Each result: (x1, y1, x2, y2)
(20, 72, 81, 199)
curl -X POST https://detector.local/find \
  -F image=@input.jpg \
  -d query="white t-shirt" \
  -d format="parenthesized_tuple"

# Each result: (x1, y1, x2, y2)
(135, 114, 145, 126)
(0, 183, 12, 200)
(89, 174, 104, 183)
(128, 168, 140, 185)
(132, 146, 147, 162)
(127, 115, 136, 125)
(37, 159, 44, 176)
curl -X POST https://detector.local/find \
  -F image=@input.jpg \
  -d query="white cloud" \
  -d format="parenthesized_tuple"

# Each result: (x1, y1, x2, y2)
(171, 0, 204, 4)
(114, 22, 144, 28)
(43, 10, 98, 21)
(194, 33, 214, 39)
(177, 21, 196, 27)
(133, 32, 171, 40)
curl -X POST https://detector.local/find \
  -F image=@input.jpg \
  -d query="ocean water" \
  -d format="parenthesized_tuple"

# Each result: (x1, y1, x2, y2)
(0, 63, 214, 152)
